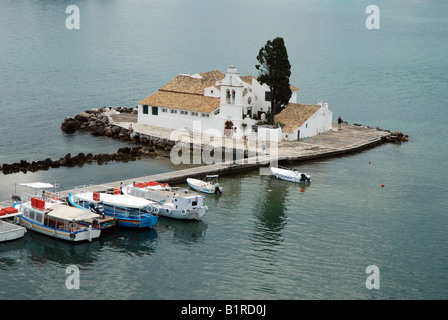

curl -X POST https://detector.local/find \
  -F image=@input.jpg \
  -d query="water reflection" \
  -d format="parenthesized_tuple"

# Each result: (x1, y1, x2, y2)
(157, 217, 208, 245)
(100, 228, 159, 257)
(25, 231, 107, 267)
(250, 178, 288, 250)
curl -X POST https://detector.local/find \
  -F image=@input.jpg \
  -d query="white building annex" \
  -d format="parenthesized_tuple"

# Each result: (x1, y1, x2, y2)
(137, 65, 333, 141)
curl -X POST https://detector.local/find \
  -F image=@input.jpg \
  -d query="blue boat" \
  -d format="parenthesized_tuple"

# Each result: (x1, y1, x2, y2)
(68, 191, 158, 229)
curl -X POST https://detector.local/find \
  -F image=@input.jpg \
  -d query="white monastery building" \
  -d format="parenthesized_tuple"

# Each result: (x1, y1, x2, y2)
(137, 65, 333, 141)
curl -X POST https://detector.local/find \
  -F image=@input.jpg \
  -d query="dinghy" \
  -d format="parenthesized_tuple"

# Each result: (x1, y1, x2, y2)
(187, 175, 223, 194)
(270, 167, 311, 184)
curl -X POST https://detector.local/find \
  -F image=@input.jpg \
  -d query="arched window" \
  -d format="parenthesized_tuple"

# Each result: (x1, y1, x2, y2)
(231, 90, 235, 104)
(226, 90, 231, 104)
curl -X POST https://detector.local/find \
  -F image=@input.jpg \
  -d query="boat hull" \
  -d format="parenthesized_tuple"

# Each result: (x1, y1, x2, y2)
(157, 205, 207, 221)
(114, 215, 158, 228)
(19, 216, 100, 242)
(0, 220, 26, 242)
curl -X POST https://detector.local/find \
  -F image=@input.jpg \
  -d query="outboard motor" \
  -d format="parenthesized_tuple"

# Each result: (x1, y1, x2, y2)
(300, 173, 311, 183)
(214, 183, 222, 195)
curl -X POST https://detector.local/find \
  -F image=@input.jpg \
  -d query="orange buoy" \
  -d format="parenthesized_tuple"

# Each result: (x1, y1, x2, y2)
(301, 189, 305, 192)
(381, 184, 385, 188)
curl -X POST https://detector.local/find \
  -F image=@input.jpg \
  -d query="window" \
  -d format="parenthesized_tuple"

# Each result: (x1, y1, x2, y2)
(162, 108, 167, 113)
(152, 106, 158, 115)
(180, 111, 189, 115)
(214, 109, 220, 115)
(265, 92, 271, 101)
(201, 113, 209, 118)
(143, 105, 149, 114)
(191, 112, 199, 116)
(170, 109, 177, 114)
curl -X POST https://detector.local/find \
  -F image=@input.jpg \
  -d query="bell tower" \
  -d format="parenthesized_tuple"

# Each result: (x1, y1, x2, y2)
(218, 65, 244, 138)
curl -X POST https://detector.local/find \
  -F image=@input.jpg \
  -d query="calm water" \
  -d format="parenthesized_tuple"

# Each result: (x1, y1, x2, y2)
(1, 0, 447, 300)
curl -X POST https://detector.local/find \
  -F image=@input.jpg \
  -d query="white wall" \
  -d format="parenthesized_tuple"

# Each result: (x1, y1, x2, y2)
(281, 105, 333, 140)
(137, 104, 218, 132)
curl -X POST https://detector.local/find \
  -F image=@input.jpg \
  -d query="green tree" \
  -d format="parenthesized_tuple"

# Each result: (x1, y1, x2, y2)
(256, 37, 292, 125)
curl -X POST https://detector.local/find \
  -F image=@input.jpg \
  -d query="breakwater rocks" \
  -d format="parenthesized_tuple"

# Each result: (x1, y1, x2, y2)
(61, 107, 133, 137)
(384, 131, 409, 143)
(60, 106, 175, 149)
(352, 123, 409, 144)
(1, 146, 166, 175)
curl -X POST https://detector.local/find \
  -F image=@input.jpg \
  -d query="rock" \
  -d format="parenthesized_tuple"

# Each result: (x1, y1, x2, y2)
(61, 118, 81, 133)
(117, 147, 131, 155)
(50, 160, 60, 168)
(75, 114, 89, 123)
(92, 128, 105, 136)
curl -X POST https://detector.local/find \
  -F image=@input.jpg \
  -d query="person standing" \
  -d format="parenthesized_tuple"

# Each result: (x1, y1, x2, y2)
(338, 116, 343, 130)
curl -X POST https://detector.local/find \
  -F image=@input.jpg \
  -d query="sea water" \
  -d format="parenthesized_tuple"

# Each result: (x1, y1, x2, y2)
(0, 0, 447, 300)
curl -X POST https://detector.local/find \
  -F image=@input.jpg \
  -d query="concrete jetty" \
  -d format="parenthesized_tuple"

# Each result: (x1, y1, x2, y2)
(53, 114, 390, 194)
(0, 111, 395, 207)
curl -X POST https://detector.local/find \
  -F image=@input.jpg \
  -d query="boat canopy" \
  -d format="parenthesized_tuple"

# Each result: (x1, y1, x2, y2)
(17, 182, 54, 189)
(77, 192, 155, 209)
(47, 204, 99, 221)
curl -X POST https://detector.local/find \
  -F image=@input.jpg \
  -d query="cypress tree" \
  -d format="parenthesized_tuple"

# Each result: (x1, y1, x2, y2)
(256, 37, 292, 125)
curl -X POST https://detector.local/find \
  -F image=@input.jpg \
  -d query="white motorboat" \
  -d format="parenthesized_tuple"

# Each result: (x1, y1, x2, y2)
(270, 166, 311, 184)
(0, 207, 26, 242)
(122, 181, 208, 221)
(186, 175, 223, 194)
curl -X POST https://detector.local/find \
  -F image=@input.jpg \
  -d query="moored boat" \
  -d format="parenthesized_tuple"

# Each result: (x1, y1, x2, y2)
(186, 175, 223, 194)
(11, 182, 108, 242)
(270, 166, 311, 184)
(122, 181, 208, 221)
(0, 207, 26, 242)
(69, 188, 159, 229)
(17, 200, 102, 242)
